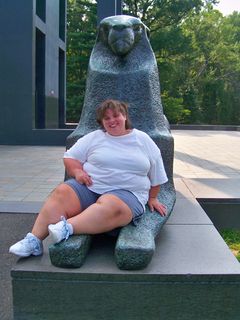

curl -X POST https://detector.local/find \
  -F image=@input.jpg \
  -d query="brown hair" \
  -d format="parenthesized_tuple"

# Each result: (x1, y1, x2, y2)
(96, 99, 132, 129)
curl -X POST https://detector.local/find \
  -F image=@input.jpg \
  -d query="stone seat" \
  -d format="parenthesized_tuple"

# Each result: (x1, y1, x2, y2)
(49, 181, 176, 270)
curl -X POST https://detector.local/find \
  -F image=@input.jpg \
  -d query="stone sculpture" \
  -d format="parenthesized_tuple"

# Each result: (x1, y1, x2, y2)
(49, 15, 176, 270)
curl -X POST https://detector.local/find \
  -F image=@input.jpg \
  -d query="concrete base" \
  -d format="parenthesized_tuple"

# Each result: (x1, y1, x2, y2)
(11, 197, 240, 320)
(198, 198, 240, 230)
(0, 213, 37, 320)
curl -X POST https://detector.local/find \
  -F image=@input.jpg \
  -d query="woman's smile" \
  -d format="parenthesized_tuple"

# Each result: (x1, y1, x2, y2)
(102, 109, 127, 135)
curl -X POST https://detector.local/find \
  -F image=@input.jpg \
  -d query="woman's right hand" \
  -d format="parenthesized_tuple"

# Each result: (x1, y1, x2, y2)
(64, 158, 92, 186)
(74, 169, 93, 186)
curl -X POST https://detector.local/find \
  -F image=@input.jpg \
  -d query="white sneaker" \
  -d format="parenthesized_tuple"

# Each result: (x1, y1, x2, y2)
(9, 233, 43, 257)
(48, 216, 73, 244)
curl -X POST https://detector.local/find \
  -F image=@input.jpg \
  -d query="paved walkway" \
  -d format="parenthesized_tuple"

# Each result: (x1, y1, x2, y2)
(1, 130, 240, 320)
(0, 130, 239, 204)
(0, 145, 64, 202)
(173, 130, 240, 179)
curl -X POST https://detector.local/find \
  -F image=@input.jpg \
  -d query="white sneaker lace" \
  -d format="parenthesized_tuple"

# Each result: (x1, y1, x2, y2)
(26, 233, 41, 251)
(60, 216, 70, 241)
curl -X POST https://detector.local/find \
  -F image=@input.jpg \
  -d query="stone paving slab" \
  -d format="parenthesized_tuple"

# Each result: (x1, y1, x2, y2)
(174, 178, 194, 199)
(173, 130, 240, 179)
(183, 178, 240, 199)
(167, 197, 213, 225)
(0, 145, 64, 202)
(0, 201, 43, 213)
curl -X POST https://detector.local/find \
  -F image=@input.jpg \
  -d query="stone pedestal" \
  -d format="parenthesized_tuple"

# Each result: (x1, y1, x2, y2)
(11, 198, 240, 319)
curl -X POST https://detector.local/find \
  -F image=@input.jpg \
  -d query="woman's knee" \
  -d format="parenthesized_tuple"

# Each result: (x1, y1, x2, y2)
(97, 195, 132, 221)
(50, 183, 81, 212)
(50, 183, 70, 201)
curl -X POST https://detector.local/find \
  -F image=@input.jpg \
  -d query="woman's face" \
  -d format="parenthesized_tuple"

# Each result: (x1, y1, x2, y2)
(102, 108, 127, 136)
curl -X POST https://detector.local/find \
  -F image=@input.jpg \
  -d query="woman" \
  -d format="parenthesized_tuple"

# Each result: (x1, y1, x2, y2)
(9, 99, 168, 257)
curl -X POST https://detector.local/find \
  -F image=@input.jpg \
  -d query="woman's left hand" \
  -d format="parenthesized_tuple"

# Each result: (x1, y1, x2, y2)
(148, 198, 167, 217)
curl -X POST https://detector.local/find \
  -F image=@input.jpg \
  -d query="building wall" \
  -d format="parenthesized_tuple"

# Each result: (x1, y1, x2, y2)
(0, 1, 34, 143)
(0, 0, 123, 145)
(0, 0, 69, 145)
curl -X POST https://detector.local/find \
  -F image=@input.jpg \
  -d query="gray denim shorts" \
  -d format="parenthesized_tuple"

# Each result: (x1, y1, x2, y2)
(64, 178, 144, 225)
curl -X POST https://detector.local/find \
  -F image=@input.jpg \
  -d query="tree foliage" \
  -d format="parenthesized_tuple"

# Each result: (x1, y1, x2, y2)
(181, 8, 240, 124)
(66, 0, 97, 122)
(66, 0, 240, 125)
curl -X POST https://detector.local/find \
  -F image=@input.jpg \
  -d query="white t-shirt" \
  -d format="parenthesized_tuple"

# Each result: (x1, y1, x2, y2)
(64, 129, 168, 209)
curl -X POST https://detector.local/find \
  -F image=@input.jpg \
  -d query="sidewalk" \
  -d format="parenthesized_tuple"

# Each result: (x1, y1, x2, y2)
(1, 130, 240, 320)
(173, 130, 240, 199)
(173, 130, 240, 179)
(0, 145, 65, 202)
(0, 130, 240, 204)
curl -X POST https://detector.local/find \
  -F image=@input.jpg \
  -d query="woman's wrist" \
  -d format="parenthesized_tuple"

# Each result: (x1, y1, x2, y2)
(73, 168, 84, 177)
(149, 185, 160, 200)
(64, 159, 84, 178)
(148, 196, 158, 204)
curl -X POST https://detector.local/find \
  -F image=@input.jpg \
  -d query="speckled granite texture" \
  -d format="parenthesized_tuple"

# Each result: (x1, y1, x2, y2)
(49, 235, 92, 268)
(50, 15, 176, 270)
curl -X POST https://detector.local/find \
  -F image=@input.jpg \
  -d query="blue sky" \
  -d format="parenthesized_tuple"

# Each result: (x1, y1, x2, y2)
(213, 0, 240, 15)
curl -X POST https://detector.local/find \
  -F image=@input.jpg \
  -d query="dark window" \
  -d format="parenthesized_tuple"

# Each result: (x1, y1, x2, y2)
(36, 0, 46, 22)
(59, 48, 65, 127)
(35, 29, 46, 129)
(59, 0, 66, 41)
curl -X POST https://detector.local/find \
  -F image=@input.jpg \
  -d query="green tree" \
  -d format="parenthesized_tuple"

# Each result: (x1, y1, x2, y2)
(66, 1, 240, 125)
(123, 0, 218, 124)
(66, 0, 217, 123)
(181, 9, 240, 124)
(161, 91, 191, 123)
(66, 0, 97, 122)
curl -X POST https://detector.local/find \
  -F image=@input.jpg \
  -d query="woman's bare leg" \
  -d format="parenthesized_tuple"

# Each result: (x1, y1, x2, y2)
(68, 194, 132, 234)
(9, 188, 133, 257)
(32, 183, 81, 240)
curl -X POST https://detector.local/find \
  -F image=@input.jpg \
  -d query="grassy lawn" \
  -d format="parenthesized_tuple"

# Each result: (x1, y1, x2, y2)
(220, 229, 240, 262)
